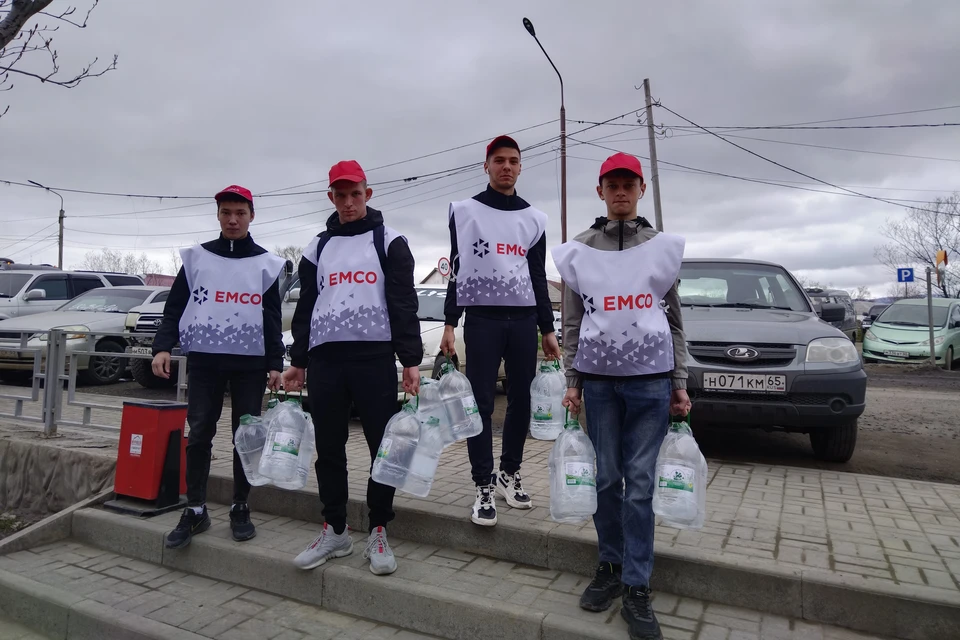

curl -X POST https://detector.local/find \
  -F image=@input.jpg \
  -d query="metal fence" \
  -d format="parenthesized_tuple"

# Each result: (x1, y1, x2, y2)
(0, 328, 186, 436)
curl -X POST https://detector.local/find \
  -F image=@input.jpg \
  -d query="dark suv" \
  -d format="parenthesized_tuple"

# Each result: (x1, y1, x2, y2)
(680, 260, 867, 462)
(805, 288, 857, 341)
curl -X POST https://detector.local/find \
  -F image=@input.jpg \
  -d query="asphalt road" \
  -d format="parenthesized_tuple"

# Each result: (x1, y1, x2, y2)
(70, 363, 960, 485)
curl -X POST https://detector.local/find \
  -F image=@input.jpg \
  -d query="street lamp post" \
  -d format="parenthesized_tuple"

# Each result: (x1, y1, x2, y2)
(522, 17, 566, 245)
(28, 180, 65, 269)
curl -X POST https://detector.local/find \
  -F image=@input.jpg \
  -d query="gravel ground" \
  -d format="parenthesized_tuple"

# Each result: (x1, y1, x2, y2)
(57, 363, 960, 485)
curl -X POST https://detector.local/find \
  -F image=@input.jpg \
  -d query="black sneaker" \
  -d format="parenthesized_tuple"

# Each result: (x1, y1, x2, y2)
(470, 485, 497, 526)
(165, 506, 211, 549)
(621, 586, 663, 640)
(579, 562, 624, 612)
(229, 503, 256, 542)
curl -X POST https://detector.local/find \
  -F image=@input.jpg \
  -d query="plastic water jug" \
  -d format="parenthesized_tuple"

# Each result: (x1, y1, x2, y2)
(530, 360, 565, 440)
(403, 395, 446, 497)
(258, 399, 309, 483)
(235, 414, 270, 487)
(653, 418, 707, 530)
(437, 363, 482, 442)
(371, 400, 421, 490)
(271, 414, 315, 491)
(417, 377, 454, 446)
(549, 411, 598, 523)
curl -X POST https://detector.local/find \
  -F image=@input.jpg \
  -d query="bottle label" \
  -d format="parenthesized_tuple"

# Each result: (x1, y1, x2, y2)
(533, 401, 553, 421)
(461, 396, 479, 416)
(658, 464, 695, 492)
(564, 461, 596, 486)
(376, 438, 392, 460)
(271, 431, 300, 456)
(424, 416, 441, 426)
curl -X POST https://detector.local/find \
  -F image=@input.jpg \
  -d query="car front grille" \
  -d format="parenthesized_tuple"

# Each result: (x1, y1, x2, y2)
(690, 390, 850, 406)
(134, 314, 164, 334)
(688, 342, 797, 368)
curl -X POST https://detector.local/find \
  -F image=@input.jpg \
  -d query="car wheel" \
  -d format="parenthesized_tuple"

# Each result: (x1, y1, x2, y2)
(432, 353, 460, 379)
(809, 420, 858, 463)
(943, 347, 954, 371)
(79, 341, 126, 385)
(130, 357, 176, 389)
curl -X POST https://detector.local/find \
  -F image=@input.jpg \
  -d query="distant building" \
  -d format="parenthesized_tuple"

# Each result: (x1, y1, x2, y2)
(420, 268, 449, 285)
(547, 280, 562, 311)
(143, 273, 176, 286)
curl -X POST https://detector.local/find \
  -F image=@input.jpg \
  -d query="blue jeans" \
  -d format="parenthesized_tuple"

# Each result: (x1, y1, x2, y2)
(583, 376, 670, 588)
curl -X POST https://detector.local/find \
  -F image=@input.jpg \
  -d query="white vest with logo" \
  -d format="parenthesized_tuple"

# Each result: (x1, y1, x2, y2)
(552, 232, 685, 377)
(450, 198, 547, 307)
(303, 227, 403, 349)
(178, 245, 286, 356)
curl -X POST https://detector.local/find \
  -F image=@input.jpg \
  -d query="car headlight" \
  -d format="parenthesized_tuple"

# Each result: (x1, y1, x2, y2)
(920, 336, 945, 347)
(125, 312, 140, 331)
(806, 337, 859, 364)
(864, 329, 877, 341)
(39, 325, 89, 341)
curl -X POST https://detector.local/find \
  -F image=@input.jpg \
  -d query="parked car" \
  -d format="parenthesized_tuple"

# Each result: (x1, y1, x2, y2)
(804, 288, 857, 341)
(0, 268, 143, 321)
(860, 303, 889, 333)
(862, 298, 960, 370)
(679, 259, 866, 462)
(275, 284, 507, 407)
(0, 286, 169, 385)
(123, 260, 298, 388)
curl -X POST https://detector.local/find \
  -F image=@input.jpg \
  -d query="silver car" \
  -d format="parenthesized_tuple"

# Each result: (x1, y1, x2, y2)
(679, 259, 866, 463)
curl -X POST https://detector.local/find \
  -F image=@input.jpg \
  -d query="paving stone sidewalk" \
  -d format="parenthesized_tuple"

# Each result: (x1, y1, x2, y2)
(0, 616, 50, 640)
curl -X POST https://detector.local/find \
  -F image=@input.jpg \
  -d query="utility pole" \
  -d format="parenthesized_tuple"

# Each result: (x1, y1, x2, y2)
(28, 180, 65, 268)
(926, 267, 936, 368)
(643, 78, 664, 232)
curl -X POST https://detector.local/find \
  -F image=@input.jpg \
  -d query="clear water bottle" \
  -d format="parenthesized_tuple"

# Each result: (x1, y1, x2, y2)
(258, 399, 308, 483)
(653, 418, 707, 530)
(549, 411, 598, 523)
(235, 414, 270, 486)
(437, 363, 482, 443)
(402, 410, 445, 498)
(417, 377, 454, 446)
(371, 400, 421, 490)
(530, 360, 565, 440)
(272, 415, 315, 491)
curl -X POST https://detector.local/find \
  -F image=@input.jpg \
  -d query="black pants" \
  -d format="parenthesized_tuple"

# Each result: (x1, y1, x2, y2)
(464, 313, 538, 486)
(307, 354, 398, 532)
(185, 365, 266, 506)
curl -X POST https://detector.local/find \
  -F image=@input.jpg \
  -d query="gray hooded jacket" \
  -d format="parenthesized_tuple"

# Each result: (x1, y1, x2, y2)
(561, 216, 688, 391)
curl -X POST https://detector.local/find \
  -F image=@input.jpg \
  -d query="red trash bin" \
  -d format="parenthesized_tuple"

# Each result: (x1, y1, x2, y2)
(110, 400, 188, 515)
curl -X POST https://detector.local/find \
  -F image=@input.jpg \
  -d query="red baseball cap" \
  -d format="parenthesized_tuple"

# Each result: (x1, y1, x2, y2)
(486, 135, 520, 159)
(599, 153, 644, 182)
(329, 160, 367, 186)
(215, 185, 253, 203)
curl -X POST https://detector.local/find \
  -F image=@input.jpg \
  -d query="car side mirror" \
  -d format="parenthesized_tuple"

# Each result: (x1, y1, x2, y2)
(24, 289, 46, 301)
(818, 302, 845, 323)
(288, 288, 300, 302)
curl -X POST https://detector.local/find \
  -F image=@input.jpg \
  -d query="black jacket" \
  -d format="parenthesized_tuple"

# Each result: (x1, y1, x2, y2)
(289, 207, 422, 369)
(444, 185, 555, 335)
(152, 233, 285, 372)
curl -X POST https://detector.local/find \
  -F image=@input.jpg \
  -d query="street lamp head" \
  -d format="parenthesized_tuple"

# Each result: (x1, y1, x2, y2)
(522, 17, 536, 37)
(27, 179, 44, 188)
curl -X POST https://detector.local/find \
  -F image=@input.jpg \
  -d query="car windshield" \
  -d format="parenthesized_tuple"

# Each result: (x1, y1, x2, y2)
(0, 273, 30, 298)
(868, 305, 888, 317)
(58, 289, 153, 313)
(678, 263, 810, 312)
(416, 288, 446, 322)
(876, 304, 948, 328)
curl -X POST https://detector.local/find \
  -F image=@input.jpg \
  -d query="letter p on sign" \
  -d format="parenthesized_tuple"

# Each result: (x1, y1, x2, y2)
(897, 268, 914, 283)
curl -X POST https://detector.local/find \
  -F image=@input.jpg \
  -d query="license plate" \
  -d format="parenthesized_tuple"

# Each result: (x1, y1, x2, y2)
(703, 373, 786, 393)
(0, 349, 18, 359)
(130, 347, 152, 355)
(883, 350, 909, 358)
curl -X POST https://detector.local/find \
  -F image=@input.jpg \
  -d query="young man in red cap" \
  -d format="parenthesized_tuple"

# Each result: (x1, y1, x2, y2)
(283, 160, 422, 576)
(441, 135, 561, 527)
(153, 185, 286, 549)
(552, 153, 691, 640)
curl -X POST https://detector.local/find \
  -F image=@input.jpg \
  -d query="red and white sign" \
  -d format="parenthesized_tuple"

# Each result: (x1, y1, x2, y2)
(437, 257, 451, 277)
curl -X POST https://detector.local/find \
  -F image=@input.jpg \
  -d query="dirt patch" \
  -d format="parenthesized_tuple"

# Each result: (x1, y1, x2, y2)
(0, 511, 38, 540)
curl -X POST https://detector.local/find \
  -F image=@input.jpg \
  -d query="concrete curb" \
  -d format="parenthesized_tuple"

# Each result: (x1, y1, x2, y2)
(0, 488, 114, 557)
(0, 566, 206, 640)
(204, 474, 960, 640)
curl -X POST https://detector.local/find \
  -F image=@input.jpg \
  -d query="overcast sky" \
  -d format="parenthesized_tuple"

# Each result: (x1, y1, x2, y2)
(2, 0, 959, 298)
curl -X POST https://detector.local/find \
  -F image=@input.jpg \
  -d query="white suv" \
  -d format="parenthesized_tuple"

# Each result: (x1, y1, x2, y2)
(0, 268, 142, 321)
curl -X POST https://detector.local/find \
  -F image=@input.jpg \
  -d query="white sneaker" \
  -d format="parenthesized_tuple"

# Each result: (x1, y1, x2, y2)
(293, 523, 353, 570)
(497, 470, 532, 509)
(363, 526, 397, 576)
(471, 484, 498, 526)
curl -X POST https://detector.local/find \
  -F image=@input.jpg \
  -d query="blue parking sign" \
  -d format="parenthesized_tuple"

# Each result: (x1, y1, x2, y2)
(897, 268, 914, 283)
